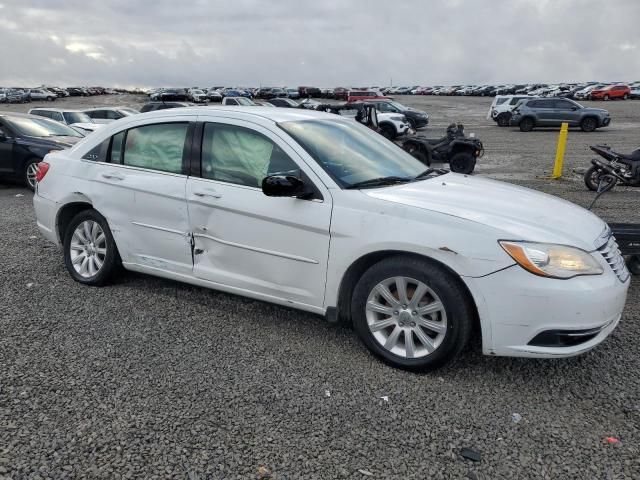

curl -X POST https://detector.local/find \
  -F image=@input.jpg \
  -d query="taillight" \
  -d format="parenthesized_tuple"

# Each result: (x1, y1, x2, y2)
(35, 162, 50, 183)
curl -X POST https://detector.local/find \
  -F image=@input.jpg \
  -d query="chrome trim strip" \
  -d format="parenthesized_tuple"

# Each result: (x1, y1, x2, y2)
(193, 233, 319, 264)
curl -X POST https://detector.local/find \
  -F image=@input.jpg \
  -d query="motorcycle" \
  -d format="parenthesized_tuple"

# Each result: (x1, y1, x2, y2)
(584, 144, 640, 192)
(401, 123, 484, 175)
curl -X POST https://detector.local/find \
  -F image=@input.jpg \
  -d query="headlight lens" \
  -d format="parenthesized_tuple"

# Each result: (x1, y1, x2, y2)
(499, 241, 603, 279)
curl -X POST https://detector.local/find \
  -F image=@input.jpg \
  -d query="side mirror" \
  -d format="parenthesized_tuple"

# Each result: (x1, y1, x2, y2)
(262, 175, 312, 199)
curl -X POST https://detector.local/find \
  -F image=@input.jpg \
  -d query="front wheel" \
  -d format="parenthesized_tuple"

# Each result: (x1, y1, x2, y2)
(580, 117, 597, 132)
(351, 256, 474, 371)
(584, 166, 617, 192)
(63, 210, 121, 286)
(603, 95, 610, 101)
(449, 152, 476, 174)
(24, 158, 40, 190)
(623, 93, 629, 100)
(379, 124, 396, 140)
(496, 112, 511, 127)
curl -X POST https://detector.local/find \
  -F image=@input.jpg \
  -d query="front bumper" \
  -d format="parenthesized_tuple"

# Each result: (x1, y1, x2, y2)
(463, 262, 629, 358)
(601, 117, 611, 126)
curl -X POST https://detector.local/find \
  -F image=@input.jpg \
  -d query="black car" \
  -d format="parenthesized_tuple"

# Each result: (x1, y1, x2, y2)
(139, 101, 194, 113)
(0, 112, 83, 189)
(266, 98, 299, 108)
(158, 88, 189, 101)
(363, 99, 429, 129)
(66, 87, 88, 97)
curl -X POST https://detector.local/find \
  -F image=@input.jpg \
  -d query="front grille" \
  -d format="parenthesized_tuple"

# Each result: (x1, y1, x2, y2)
(597, 235, 629, 282)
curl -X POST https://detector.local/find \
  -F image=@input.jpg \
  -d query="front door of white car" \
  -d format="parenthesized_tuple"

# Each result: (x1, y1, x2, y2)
(87, 118, 194, 275)
(185, 118, 332, 309)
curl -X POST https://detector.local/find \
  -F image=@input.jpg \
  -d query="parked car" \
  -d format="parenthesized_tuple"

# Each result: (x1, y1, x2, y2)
(0, 112, 83, 189)
(487, 95, 533, 126)
(510, 98, 610, 132)
(4, 89, 27, 103)
(286, 88, 300, 99)
(266, 98, 299, 108)
(188, 89, 208, 103)
(630, 87, 640, 99)
(28, 108, 101, 133)
(27, 89, 56, 102)
(347, 90, 389, 102)
(221, 97, 257, 106)
(139, 102, 194, 113)
(590, 84, 631, 101)
(66, 87, 89, 97)
(32, 107, 630, 371)
(206, 89, 223, 102)
(83, 107, 139, 124)
(362, 99, 429, 129)
(298, 86, 322, 98)
(574, 84, 604, 100)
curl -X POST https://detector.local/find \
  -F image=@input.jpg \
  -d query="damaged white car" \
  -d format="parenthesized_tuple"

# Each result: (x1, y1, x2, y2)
(33, 107, 630, 370)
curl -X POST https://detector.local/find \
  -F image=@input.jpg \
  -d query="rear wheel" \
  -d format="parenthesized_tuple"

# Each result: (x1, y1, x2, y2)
(24, 158, 40, 190)
(404, 144, 430, 166)
(448, 152, 476, 174)
(623, 93, 629, 100)
(351, 256, 473, 371)
(519, 117, 535, 132)
(603, 94, 610, 101)
(63, 210, 120, 286)
(580, 117, 597, 132)
(584, 166, 617, 192)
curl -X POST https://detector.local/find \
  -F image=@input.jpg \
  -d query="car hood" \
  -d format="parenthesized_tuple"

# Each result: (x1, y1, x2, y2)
(405, 107, 428, 115)
(582, 107, 609, 115)
(19, 135, 82, 149)
(363, 174, 606, 251)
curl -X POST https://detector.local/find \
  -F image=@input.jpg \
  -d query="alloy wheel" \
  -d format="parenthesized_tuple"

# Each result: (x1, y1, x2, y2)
(69, 220, 107, 278)
(26, 163, 39, 189)
(365, 276, 447, 359)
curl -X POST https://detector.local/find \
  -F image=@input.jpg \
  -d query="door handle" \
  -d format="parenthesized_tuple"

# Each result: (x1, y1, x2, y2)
(193, 191, 222, 199)
(101, 172, 125, 180)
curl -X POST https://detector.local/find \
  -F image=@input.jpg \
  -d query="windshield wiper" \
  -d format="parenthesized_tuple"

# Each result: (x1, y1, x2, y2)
(414, 168, 448, 180)
(345, 176, 412, 189)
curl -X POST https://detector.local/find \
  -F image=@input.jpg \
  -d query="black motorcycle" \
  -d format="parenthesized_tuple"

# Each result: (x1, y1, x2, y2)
(584, 144, 640, 192)
(402, 123, 483, 175)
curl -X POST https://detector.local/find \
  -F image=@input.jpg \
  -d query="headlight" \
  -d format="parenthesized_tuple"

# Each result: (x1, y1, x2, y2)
(499, 241, 603, 279)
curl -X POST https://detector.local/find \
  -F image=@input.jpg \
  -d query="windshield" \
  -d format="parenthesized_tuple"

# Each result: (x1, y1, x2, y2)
(192, 90, 204, 94)
(386, 101, 407, 110)
(120, 108, 139, 115)
(236, 97, 256, 106)
(279, 119, 425, 188)
(63, 112, 92, 124)
(6, 116, 84, 138)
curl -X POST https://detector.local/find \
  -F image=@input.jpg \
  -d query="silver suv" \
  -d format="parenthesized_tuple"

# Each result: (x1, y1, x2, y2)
(510, 98, 611, 132)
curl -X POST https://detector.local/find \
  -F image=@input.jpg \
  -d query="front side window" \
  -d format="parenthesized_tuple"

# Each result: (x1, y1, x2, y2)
(123, 123, 188, 174)
(279, 119, 424, 188)
(201, 123, 300, 188)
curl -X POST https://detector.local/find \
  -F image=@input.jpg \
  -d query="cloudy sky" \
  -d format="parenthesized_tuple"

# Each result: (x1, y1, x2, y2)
(1, 0, 638, 88)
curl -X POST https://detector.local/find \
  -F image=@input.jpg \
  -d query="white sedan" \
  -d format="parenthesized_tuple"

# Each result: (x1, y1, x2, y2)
(33, 107, 630, 370)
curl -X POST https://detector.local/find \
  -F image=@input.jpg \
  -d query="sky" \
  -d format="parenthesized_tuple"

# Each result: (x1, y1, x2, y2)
(1, 0, 639, 88)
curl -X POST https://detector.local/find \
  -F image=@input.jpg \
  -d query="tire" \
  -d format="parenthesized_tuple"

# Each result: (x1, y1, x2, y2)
(47, 96, 55, 102)
(628, 255, 640, 275)
(519, 117, 535, 132)
(404, 144, 430, 166)
(603, 95, 610, 101)
(23, 158, 40, 190)
(406, 118, 417, 130)
(623, 93, 629, 100)
(584, 166, 617, 192)
(351, 256, 474, 371)
(496, 112, 511, 127)
(580, 117, 597, 132)
(379, 124, 396, 140)
(63, 209, 120, 286)
(449, 152, 476, 174)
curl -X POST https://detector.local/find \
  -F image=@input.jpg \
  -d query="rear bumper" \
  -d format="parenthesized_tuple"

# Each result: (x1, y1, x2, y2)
(33, 193, 60, 245)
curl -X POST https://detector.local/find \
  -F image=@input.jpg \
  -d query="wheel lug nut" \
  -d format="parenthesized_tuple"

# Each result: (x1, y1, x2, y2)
(410, 322, 416, 327)
(393, 311, 399, 315)
(412, 311, 417, 316)
(402, 305, 407, 309)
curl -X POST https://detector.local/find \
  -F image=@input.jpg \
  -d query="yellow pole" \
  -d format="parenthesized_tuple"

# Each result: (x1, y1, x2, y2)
(552, 122, 569, 179)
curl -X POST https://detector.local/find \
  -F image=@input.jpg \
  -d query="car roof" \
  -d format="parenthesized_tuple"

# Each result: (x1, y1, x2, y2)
(128, 106, 338, 124)
(0, 111, 44, 120)
(29, 107, 85, 113)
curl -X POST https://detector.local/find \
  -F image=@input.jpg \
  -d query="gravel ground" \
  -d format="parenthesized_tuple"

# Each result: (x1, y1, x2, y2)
(1, 95, 639, 479)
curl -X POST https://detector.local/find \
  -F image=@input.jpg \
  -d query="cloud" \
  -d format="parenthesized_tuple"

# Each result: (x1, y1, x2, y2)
(1, 0, 639, 88)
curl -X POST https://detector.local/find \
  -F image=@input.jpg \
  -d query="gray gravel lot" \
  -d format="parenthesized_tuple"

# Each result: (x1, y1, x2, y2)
(1, 95, 639, 479)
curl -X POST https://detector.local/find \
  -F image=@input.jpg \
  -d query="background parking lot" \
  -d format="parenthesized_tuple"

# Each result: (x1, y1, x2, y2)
(1, 95, 639, 479)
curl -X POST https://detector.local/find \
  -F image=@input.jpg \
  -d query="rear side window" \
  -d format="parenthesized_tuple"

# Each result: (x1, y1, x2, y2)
(122, 123, 188, 174)
(88, 110, 105, 119)
(31, 110, 51, 119)
(495, 98, 508, 105)
(201, 123, 299, 188)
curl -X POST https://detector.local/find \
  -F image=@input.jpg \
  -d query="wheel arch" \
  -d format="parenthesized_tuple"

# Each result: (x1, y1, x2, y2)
(335, 250, 481, 340)
(55, 200, 94, 243)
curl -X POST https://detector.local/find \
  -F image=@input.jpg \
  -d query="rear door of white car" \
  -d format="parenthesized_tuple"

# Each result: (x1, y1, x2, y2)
(84, 116, 195, 275)
(185, 116, 332, 310)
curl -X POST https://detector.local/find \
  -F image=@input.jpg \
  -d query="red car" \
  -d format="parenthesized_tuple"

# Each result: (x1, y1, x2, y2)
(590, 84, 631, 100)
(347, 90, 390, 102)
